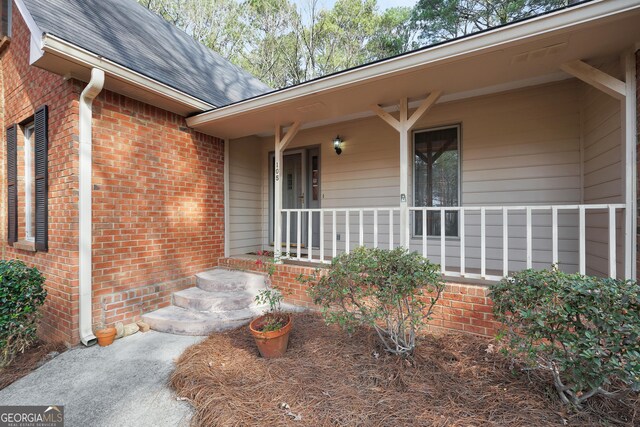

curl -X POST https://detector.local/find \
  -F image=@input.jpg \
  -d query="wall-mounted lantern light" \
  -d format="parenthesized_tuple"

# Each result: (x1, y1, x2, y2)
(333, 135, 343, 155)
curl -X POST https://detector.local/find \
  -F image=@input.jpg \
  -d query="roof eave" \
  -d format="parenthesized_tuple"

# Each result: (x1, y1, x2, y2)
(39, 34, 214, 114)
(187, 0, 640, 128)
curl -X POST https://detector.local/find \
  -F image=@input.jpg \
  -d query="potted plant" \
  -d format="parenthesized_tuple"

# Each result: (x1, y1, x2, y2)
(95, 324, 117, 347)
(249, 289, 292, 358)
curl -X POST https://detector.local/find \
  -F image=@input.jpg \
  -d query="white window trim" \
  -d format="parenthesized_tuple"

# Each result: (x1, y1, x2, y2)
(412, 124, 462, 238)
(23, 123, 34, 242)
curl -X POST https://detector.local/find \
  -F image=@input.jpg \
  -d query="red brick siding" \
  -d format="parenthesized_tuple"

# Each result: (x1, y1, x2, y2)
(1, 8, 81, 344)
(220, 258, 500, 337)
(90, 91, 224, 328)
(1, 5, 225, 343)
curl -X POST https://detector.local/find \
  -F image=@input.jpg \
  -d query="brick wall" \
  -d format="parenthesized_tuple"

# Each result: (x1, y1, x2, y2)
(90, 92, 224, 328)
(1, 5, 225, 344)
(220, 257, 499, 337)
(1, 7, 80, 344)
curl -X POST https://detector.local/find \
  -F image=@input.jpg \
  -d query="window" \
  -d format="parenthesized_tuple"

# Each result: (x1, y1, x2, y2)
(23, 123, 35, 242)
(1, 0, 11, 38)
(413, 125, 460, 237)
(6, 106, 49, 251)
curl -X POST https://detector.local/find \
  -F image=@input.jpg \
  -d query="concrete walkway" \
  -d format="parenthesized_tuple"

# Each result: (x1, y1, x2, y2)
(0, 331, 204, 427)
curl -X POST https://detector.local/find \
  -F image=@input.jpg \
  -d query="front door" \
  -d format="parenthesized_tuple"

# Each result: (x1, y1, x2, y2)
(269, 148, 321, 250)
(281, 153, 304, 246)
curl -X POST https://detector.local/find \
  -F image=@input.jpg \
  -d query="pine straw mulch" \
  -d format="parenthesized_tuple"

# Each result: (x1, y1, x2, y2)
(171, 313, 640, 426)
(0, 341, 66, 390)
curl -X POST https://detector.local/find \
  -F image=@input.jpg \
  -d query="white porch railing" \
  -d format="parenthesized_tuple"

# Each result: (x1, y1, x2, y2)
(279, 204, 627, 281)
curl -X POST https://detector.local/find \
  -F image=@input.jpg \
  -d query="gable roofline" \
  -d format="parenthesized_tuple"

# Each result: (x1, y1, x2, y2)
(14, 0, 44, 63)
(13, 0, 214, 113)
(187, 0, 638, 127)
(40, 34, 214, 111)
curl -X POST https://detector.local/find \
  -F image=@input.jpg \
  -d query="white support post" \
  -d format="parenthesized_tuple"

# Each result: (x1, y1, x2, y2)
(373, 210, 379, 248)
(274, 127, 283, 259)
(273, 122, 301, 262)
(345, 210, 350, 254)
(286, 210, 291, 257)
(552, 206, 559, 266)
(422, 209, 427, 258)
(319, 210, 325, 263)
(526, 207, 532, 269)
(579, 206, 586, 275)
(389, 209, 393, 249)
(332, 210, 337, 258)
(609, 205, 617, 279)
(502, 207, 508, 277)
(460, 208, 465, 277)
(308, 211, 313, 261)
(480, 207, 486, 278)
(359, 210, 364, 247)
(440, 208, 446, 274)
(623, 52, 637, 280)
(371, 92, 442, 251)
(296, 211, 302, 260)
(399, 97, 410, 248)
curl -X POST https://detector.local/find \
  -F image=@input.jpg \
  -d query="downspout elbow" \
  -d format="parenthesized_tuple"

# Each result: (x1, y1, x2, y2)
(79, 68, 105, 346)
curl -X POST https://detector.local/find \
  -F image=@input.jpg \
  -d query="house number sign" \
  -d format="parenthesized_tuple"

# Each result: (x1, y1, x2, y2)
(275, 161, 280, 182)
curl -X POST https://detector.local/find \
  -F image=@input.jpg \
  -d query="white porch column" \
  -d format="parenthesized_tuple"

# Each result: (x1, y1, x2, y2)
(370, 92, 442, 250)
(274, 126, 283, 258)
(273, 123, 301, 260)
(623, 51, 637, 279)
(399, 98, 410, 248)
(561, 57, 636, 279)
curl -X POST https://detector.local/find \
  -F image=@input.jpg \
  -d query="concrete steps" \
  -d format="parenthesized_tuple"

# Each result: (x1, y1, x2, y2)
(142, 268, 268, 336)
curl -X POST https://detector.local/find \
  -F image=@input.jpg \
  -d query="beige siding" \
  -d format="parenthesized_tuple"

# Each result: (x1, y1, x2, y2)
(581, 58, 624, 278)
(228, 136, 263, 256)
(229, 80, 583, 273)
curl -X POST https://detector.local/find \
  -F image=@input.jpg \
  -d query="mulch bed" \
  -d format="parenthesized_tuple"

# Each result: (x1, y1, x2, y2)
(0, 341, 67, 390)
(171, 313, 639, 426)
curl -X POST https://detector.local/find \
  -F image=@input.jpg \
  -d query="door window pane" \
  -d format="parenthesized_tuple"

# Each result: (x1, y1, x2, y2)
(414, 126, 459, 236)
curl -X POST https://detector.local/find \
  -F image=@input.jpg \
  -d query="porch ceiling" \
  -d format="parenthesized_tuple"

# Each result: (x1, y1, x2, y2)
(188, 0, 640, 140)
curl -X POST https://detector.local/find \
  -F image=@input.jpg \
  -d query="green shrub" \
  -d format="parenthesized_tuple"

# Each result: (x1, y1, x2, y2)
(304, 247, 444, 357)
(0, 260, 47, 368)
(489, 267, 640, 407)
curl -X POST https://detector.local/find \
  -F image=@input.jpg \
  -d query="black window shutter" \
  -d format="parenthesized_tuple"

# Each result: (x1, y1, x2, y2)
(34, 106, 48, 251)
(6, 124, 17, 245)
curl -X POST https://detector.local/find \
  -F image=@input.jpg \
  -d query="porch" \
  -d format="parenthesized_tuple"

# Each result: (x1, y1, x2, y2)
(186, 2, 639, 282)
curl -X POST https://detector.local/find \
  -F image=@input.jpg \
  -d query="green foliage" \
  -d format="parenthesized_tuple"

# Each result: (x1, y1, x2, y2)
(304, 247, 444, 356)
(411, 0, 568, 44)
(140, 0, 571, 88)
(255, 288, 283, 314)
(490, 268, 640, 407)
(0, 260, 47, 368)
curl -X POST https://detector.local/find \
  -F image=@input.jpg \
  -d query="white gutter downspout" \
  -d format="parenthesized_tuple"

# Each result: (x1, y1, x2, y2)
(79, 68, 105, 346)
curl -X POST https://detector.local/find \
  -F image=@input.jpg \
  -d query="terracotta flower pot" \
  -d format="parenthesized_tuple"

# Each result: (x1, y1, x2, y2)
(95, 327, 117, 347)
(249, 314, 292, 358)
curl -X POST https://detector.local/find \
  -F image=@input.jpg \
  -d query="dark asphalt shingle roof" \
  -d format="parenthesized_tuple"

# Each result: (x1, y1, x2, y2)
(22, 0, 271, 108)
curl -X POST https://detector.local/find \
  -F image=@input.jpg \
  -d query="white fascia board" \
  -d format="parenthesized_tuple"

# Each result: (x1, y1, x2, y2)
(40, 35, 214, 112)
(188, 0, 640, 127)
(14, 0, 44, 63)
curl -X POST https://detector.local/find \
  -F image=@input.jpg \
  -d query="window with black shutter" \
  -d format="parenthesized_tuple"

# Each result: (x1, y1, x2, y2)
(34, 106, 48, 251)
(6, 106, 49, 251)
(6, 124, 17, 245)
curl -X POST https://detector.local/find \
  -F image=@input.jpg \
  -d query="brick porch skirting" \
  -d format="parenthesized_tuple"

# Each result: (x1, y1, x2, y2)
(219, 257, 500, 337)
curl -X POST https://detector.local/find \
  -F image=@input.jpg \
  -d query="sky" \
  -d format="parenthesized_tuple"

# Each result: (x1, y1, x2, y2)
(376, 0, 417, 9)
(294, 0, 418, 12)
